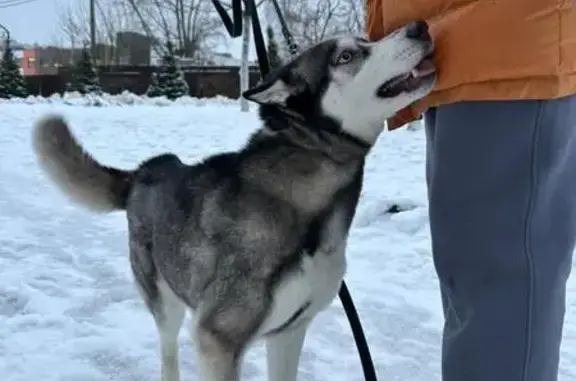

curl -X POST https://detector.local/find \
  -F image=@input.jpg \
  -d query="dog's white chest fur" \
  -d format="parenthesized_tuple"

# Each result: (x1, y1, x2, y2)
(260, 245, 347, 335)
(259, 209, 349, 336)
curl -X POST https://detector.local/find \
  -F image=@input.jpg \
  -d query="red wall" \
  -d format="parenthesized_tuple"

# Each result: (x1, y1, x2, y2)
(21, 49, 39, 76)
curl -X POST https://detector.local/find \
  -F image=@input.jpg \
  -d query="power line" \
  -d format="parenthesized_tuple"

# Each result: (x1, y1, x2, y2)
(0, 0, 36, 4)
(0, 0, 39, 9)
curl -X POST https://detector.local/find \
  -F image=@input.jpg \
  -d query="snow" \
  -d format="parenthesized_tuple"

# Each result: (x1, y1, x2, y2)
(0, 95, 574, 381)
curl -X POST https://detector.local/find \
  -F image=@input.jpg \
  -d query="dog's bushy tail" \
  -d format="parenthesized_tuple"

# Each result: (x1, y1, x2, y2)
(32, 115, 134, 213)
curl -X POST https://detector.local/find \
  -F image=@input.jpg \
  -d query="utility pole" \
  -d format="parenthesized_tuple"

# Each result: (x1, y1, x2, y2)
(90, 0, 96, 61)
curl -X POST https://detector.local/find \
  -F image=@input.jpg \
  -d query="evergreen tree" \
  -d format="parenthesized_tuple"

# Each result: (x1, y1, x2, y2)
(146, 72, 163, 97)
(0, 42, 28, 99)
(266, 26, 282, 71)
(156, 41, 189, 100)
(69, 48, 102, 95)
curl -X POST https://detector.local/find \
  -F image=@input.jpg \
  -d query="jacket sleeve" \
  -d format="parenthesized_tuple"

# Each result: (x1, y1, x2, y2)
(366, 0, 385, 41)
(387, 107, 419, 130)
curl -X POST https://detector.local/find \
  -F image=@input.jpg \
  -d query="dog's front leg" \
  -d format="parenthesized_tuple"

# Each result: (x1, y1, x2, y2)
(266, 319, 310, 381)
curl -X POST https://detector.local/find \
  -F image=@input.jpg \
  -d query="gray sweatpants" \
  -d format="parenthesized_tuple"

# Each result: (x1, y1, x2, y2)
(424, 96, 576, 381)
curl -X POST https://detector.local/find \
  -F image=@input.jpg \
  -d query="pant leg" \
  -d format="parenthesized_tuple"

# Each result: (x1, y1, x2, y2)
(424, 96, 576, 381)
(425, 106, 465, 362)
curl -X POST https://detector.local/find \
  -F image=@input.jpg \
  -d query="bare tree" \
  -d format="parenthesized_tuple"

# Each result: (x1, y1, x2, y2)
(56, 0, 141, 64)
(56, 0, 223, 63)
(266, 0, 364, 57)
(345, 0, 365, 34)
(56, 0, 89, 52)
(122, 0, 225, 62)
(95, 0, 140, 47)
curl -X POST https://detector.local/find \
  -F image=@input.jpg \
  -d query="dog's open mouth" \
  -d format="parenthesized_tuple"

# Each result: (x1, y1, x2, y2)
(377, 57, 436, 98)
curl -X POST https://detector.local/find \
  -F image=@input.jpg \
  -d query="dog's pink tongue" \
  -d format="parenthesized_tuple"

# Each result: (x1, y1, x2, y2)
(411, 58, 436, 78)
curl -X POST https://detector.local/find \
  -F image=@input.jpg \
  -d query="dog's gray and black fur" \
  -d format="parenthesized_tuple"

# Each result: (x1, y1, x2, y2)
(32, 21, 436, 381)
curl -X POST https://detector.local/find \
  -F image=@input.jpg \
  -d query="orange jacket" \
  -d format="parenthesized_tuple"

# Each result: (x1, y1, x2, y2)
(366, 0, 576, 130)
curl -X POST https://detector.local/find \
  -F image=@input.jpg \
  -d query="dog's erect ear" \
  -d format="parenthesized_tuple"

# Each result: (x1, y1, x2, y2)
(242, 71, 305, 106)
(243, 79, 292, 105)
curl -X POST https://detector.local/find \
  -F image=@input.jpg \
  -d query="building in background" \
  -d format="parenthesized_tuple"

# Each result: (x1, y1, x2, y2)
(22, 43, 115, 76)
(21, 31, 151, 76)
(115, 32, 151, 66)
(22, 46, 78, 75)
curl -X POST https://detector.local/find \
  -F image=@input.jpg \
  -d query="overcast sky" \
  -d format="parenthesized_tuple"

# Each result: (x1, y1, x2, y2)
(0, 0, 247, 57)
(0, 0, 72, 45)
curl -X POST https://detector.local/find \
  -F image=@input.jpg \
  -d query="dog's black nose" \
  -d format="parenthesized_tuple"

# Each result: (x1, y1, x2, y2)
(405, 20, 430, 41)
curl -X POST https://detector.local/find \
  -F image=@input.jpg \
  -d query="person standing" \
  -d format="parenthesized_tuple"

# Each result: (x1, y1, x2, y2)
(366, 1, 576, 380)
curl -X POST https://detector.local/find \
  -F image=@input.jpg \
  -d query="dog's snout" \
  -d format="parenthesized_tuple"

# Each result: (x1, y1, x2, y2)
(405, 21, 430, 41)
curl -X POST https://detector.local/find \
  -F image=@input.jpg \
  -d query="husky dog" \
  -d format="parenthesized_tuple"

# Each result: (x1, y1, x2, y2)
(32, 20, 436, 381)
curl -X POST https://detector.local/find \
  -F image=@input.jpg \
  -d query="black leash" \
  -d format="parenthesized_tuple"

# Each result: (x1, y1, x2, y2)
(211, 0, 270, 75)
(210, 0, 378, 380)
(266, 0, 299, 56)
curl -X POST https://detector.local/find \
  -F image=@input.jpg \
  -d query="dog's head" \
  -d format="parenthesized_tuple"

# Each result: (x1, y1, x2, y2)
(243, 21, 436, 145)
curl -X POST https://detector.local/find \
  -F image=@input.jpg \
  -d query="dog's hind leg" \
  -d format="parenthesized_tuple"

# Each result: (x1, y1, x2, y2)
(130, 243, 186, 381)
(155, 279, 186, 381)
(265, 319, 310, 381)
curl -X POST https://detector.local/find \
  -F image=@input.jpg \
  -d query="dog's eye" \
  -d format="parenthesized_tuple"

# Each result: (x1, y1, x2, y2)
(335, 50, 355, 65)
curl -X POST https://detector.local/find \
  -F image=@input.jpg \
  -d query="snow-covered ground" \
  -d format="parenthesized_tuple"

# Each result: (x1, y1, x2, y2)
(0, 96, 574, 381)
